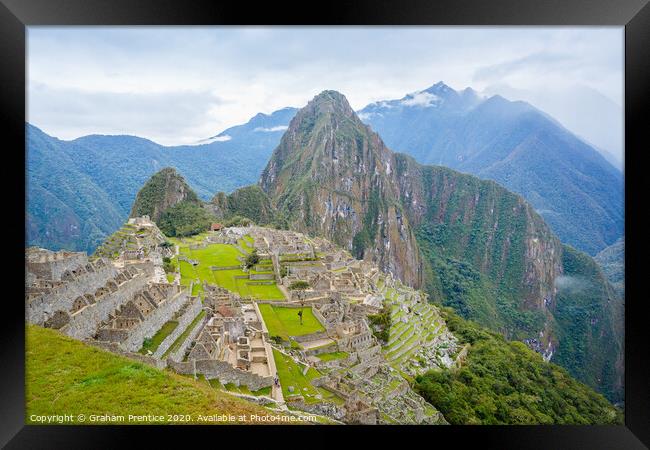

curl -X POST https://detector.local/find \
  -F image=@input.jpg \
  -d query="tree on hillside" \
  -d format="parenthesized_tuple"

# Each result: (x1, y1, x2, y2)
(288, 280, 310, 291)
(245, 249, 260, 269)
(289, 280, 310, 305)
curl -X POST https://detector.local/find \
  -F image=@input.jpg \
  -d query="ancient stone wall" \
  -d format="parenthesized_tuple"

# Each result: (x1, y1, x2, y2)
(65, 272, 150, 340)
(120, 290, 190, 352)
(197, 360, 273, 391)
(26, 263, 117, 324)
(289, 400, 346, 421)
(311, 307, 328, 330)
(154, 298, 203, 358)
(292, 330, 331, 343)
(168, 313, 208, 362)
(249, 273, 275, 281)
(26, 252, 88, 281)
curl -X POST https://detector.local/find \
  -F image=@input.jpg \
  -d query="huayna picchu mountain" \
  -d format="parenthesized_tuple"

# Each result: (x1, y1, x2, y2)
(260, 91, 424, 287)
(255, 90, 623, 403)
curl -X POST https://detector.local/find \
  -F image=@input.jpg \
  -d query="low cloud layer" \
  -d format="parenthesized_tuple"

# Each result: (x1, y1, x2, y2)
(28, 27, 623, 148)
(254, 125, 288, 132)
(555, 275, 592, 294)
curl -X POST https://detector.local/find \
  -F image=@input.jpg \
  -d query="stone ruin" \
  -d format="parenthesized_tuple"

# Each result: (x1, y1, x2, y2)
(26, 223, 464, 425)
(169, 303, 276, 392)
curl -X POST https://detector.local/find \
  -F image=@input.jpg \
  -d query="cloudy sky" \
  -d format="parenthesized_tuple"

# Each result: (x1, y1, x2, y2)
(27, 26, 623, 159)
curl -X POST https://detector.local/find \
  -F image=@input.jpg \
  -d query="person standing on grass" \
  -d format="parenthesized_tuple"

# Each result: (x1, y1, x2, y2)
(298, 309, 303, 325)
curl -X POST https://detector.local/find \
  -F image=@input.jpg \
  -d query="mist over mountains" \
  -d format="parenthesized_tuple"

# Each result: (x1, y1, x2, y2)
(27, 81, 623, 259)
(26, 107, 295, 253)
(357, 82, 623, 256)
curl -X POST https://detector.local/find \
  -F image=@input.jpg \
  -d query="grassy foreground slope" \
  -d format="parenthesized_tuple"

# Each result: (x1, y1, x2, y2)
(26, 325, 284, 424)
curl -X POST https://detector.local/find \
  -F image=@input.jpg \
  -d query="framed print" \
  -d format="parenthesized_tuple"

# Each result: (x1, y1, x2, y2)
(1, 0, 648, 447)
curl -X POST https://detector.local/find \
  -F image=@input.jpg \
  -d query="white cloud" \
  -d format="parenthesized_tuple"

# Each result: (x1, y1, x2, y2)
(401, 91, 441, 108)
(198, 135, 232, 144)
(253, 125, 288, 132)
(27, 26, 623, 150)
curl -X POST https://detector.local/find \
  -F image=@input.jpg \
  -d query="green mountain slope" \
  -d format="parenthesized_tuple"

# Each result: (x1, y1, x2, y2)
(552, 246, 624, 403)
(130, 168, 214, 237)
(26, 109, 296, 253)
(595, 237, 625, 297)
(414, 308, 622, 425)
(358, 82, 624, 256)
(209, 185, 283, 228)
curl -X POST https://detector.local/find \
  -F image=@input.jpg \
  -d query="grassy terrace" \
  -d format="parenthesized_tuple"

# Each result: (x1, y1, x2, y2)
(316, 351, 349, 362)
(26, 325, 285, 423)
(138, 320, 179, 355)
(258, 304, 325, 339)
(171, 236, 284, 301)
(272, 349, 342, 405)
(214, 380, 272, 397)
(162, 310, 206, 359)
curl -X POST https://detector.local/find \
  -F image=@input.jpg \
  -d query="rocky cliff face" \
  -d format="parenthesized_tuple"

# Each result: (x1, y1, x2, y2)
(257, 91, 623, 402)
(260, 91, 423, 286)
(260, 91, 563, 303)
(130, 167, 200, 222)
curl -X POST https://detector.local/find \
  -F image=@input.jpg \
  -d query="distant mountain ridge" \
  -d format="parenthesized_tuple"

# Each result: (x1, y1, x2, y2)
(27, 83, 622, 257)
(358, 82, 623, 256)
(26, 107, 295, 253)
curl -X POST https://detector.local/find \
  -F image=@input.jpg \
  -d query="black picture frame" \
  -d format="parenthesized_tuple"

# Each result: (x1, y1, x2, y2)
(2, 0, 648, 448)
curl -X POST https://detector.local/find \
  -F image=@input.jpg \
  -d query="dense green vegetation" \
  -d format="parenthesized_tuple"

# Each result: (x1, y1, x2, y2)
(244, 249, 260, 268)
(223, 215, 253, 227)
(367, 303, 392, 344)
(26, 325, 284, 423)
(158, 201, 214, 237)
(130, 168, 200, 221)
(416, 224, 544, 341)
(216, 185, 287, 228)
(413, 308, 622, 425)
(288, 280, 310, 291)
(595, 237, 625, 298)
(552, 245, 624, 403)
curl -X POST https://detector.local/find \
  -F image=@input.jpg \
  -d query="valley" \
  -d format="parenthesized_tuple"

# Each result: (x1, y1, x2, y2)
(25, 88, 625, 423)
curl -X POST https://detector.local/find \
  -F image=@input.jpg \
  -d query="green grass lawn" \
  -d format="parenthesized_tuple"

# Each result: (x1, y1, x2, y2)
(316, 351, 349, 362)
(26, 325, 285, 423)
(272, 349, 341, 405)
(138, 321, 178, 355)
(258, 305, 325, 338)
(174, 242, 285, 301)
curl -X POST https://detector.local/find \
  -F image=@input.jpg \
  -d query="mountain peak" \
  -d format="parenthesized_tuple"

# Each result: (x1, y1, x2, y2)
(423, 81, 455, 95)
(308, 90, 355, 115)
(130, 167, 199, 223)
